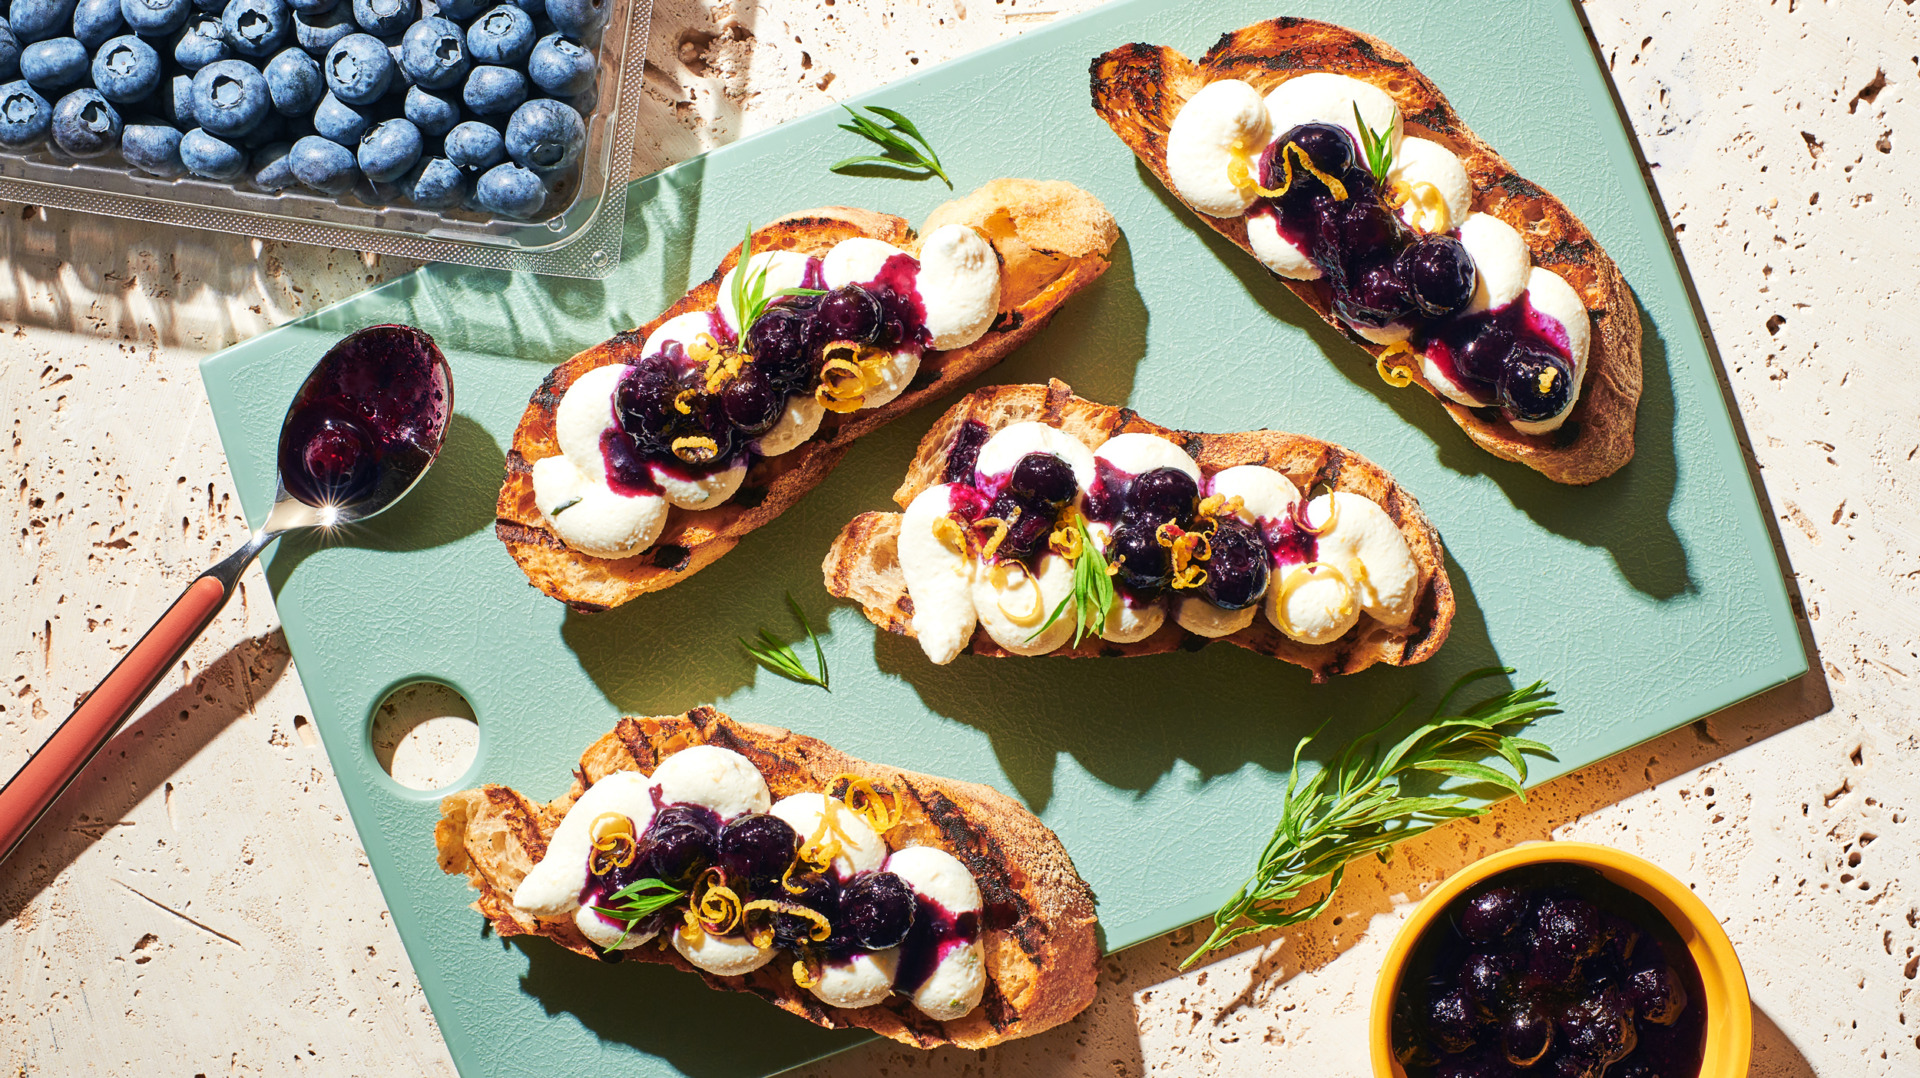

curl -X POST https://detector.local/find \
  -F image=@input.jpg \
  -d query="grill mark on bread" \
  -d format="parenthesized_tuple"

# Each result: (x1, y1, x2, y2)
(496, 520, 566, 549)
(909, 785, 1040, 958)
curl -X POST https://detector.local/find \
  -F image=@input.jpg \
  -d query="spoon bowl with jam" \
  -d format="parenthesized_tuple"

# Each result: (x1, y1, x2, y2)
(0, 325, 452, 867)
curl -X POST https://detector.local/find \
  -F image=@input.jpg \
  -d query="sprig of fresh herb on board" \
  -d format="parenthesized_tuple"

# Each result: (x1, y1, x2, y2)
(740, 593, 831, 691)
(830, 104, 953, 188)
(731, 223, 826, 338)
(590, 877, 689, 950)
(1028, 515, 1116, 646)
(1181, 668, 1557, 969)
(1353, 103, 1395, 182)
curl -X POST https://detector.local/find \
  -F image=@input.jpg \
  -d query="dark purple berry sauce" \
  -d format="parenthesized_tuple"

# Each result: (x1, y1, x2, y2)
(893, 893, 980, 996)
(1392, 864, 1707, 1078)
(942, 419, 991, 485)
(1253, 122, 1578, 428)
(277, 325, 450, 509)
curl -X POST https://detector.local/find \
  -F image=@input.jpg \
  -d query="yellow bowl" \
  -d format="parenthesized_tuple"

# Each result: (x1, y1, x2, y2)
(1368, 841, 1751, 1077)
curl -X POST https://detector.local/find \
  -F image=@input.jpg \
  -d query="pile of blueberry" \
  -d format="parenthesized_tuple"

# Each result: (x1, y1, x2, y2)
(0, 0, 608, 218)
(592, 804, 919, 956)
(939, 424, 1279, 615)
(1260, 122, 1576, 424)
(606, 278, 928, 483)
(1394, 868, 1704, 1078)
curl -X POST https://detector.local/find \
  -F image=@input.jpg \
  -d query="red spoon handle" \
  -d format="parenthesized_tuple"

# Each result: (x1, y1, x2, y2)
(0, 574, 231, 865)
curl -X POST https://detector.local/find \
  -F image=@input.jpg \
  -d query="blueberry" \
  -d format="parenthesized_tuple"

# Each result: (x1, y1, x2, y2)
(397, 153, 459, 205)
(10, 0, 75, 43)
(1426, 986, 1482, 1055)
(1544, 1054, 1602, 1078)
(118, 118, 182, 173)
(464, 4, 529, 65)
(169, 14, 224, 67)
(396, 83, 451, 137)
(441, 115, 498, 172)
(1623, 963, 1687, 1026)
(1335, 253, 1416, 329)
(247, 137, 295, 187)
(813, 284, 882, 343)
(322, 31, 387, 103)
(178, 125, 249, 175)
(1107, 522, 1169, 591)
(221, 0, 286, 56)
(716, 813, 798, 885)
(345, 0, 405, 35)
(837, 871, 915, 950)
(719, 364, 780, 434)
(743, 305, 812, 393)
(259, 44, 319, 114)
(287, 130, 354, 190)
(1459, 886, 1531, 943)
(1268, 120, 1354, 182)
(540, 0, 603, 42)
(1332, 195, 1402, 264)
(1498, 342, 1574, 423)
(1457, 951, 1517, 1015)
(502, 96, 579, 174)
(89, 33, 156, 101)
(1502, 997, 1555, 1067)
(290, 3, 348, 53)
(236, 104, 285, 146)
(458, 62, 520, 116)
(19, 35, 85, 89)
(1009, 452, 1076, 506)
(156, 68, 190, 122)
(1452, 321, 1513, 389)
(1558, 988, 1637, 1065)
(71, 0, 122, 47)
(0, 20, 19, 79)
(118, 0, 187, 36)
(189, 57, 267, 136)
(1125, 467, 1198, 528)
(1401, 234, 1477, 318)
(1200, 516, 1269, 611)
(283, 0, 328, 12)
(396, 13, 461, 88)
(352, 113, 415, 180)
(0, 75, 45, 141)
(525, 31, 589, 96)
(641, 804, 717, 885)
(430, 0, 480, 18)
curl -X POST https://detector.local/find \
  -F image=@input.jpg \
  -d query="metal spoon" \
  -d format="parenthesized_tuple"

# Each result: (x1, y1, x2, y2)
(0, 325, 452, 866)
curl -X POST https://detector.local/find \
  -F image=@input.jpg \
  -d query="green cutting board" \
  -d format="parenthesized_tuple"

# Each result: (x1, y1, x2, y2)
(199, 0, 1802, 1074)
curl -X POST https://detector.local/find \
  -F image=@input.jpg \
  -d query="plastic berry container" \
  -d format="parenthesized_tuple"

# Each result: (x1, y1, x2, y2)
(0, 0, 648, 278)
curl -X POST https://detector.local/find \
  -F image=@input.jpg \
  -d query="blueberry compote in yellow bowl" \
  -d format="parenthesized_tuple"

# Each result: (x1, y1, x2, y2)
(1370, 842, 1750, 1078)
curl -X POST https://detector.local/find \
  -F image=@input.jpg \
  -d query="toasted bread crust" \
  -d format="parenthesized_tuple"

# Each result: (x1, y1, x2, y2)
(497, 181, 1118, 611)
(1089, 19, 1641, 485)
(433, 707, 1099, 1050)
(821, 380, 1453, 682)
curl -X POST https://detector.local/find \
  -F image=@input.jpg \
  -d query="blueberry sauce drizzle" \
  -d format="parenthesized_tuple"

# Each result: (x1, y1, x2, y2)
(1252, 123, 1577, 427)
(893, 895, 981, 996)
(277, 324, 450, 509)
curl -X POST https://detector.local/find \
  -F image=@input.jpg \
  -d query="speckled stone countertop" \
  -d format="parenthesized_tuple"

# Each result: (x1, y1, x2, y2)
(4, 1, 1916, 1074)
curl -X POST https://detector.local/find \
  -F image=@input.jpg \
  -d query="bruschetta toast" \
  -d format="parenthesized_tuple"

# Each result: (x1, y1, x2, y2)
(435, 706, 1099, 1048)
(823, 380, 1453, 682)
(1091, 19, 1640, 484)
(498, 179, 1118, 611)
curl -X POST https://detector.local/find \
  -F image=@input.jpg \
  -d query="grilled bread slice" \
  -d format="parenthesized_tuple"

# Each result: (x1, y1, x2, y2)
(498, 180, 1118, 612)
(822, 380, 1453, 681)
(1090, 18, 1640, 485)
(434, 706, 1099, 1050)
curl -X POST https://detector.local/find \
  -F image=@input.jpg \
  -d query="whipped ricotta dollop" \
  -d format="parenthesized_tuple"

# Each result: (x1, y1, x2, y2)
(531, 219, 1011, 561)
(885, 845, 987, 1022)
(770, 791, 887, 880)
(896, 424, 1424, 662)
(1162, 71, 1595, 433)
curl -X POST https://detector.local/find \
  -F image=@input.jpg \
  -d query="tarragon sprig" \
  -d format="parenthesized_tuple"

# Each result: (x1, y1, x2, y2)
(1028, 514, 1116, 646)
(1181, 668, 1557, 969)
(830, 104, 952, 188)
(731, 223, 825, 339)
(589, 877, 689, 951)
(1353, 103, 1395, 182)
(740, 593, 830, 691)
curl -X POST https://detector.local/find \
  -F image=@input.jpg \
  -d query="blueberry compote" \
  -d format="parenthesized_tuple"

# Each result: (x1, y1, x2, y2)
(894, 891, 981, 996)
(1392, 865, 1707, 1078)
(602, 255, 934, 495)
(1253, 122, 1575, 426)
(276, 325, 450, 509)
